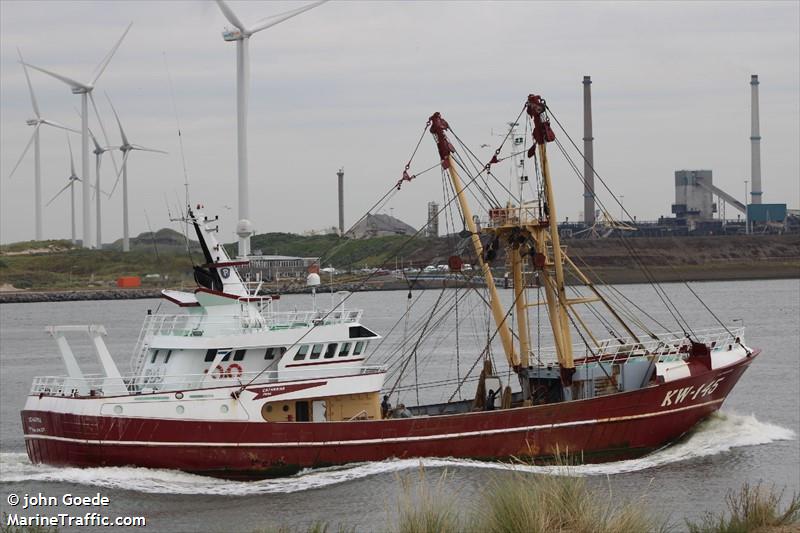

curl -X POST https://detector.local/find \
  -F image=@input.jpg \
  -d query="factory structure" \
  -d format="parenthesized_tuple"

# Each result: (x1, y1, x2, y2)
(572, 74, 793, 237)
(324, 75, 794, 243)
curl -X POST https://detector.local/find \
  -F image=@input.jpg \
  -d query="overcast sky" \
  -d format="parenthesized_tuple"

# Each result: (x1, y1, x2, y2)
(1, 0, 798, 245)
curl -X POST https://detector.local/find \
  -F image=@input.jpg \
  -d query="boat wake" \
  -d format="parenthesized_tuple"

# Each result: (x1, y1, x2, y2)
(1, 411, 793, 495)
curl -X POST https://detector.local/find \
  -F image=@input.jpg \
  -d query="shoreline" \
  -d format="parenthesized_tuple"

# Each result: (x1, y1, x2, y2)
(1, 267, 797, 304)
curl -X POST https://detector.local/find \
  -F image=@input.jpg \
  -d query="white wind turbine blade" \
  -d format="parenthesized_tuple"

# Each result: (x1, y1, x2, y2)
(249, 0, 328, 34)
(40, 119, 79, 134)
(90, 93, 119, 175)
(7, 123, 40, 179)
(88, 127, 103, 152)
(105, 93, 129, 147)
(110, 150, 130, 197)
(90, 22, 133, 86)
(20, 61, 90, 92)
(17, 48, 40, 118)
(131, 144, 168, 155)
(67, 135, 76, 177)
(215, 0, 247, 32)
(46, 181, 73, 206)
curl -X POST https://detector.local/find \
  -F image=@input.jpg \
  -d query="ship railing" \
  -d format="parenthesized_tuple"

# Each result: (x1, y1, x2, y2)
(485, 202, 545, 228)
(530, 326, 746, 366)
(136, 308, 364, 338)
(30, 365, 386, 398)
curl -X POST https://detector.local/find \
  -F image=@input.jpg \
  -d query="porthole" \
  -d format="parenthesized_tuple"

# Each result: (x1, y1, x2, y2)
(220, 405, 229, 413)
(176, 405, 185, 414)
(113, 405, 123, 414)
(266, 404, 273, 413)
(282, 404, 289, 412)
(175, 392, 184, 400)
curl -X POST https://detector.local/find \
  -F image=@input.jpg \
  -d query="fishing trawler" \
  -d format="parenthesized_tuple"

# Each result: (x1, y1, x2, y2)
(21, 93, 759, 478)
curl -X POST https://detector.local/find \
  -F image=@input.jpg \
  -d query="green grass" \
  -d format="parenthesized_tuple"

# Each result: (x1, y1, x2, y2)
(0, 247, 195, 290)
(686, 482, 800, 533)
(393, 468, 463, 533)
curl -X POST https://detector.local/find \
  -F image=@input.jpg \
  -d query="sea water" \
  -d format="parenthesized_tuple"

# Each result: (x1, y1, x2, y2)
(1, 279, 798, 532)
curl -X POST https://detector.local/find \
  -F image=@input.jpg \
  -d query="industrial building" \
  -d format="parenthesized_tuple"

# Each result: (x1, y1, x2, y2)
(244, 255, 319, 281)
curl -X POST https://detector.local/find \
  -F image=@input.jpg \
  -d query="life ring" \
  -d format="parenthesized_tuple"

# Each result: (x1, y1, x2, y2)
(210, 364, 225, 379)
(227, 363, 243, 379)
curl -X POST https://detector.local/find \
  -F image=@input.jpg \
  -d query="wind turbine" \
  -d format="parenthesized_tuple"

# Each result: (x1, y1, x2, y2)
(215, 0, 327, 257)
(21, 22, 131, 249)
(46, 137, 82, 244)
(8, 48, 78, 241)
(106, 95, 167, 253)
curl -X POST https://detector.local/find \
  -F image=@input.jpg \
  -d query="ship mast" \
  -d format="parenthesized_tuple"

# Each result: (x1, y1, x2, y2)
(527, 95, 575, 376)
(429, 113, 518, 368)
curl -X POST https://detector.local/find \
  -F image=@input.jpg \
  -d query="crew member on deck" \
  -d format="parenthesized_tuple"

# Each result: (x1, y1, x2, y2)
(381, 395, 392, 419)
(486, 387, 501, 411)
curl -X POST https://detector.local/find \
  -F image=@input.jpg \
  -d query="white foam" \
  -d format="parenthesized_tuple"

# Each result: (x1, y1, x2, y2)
(0, 411, 793, 494)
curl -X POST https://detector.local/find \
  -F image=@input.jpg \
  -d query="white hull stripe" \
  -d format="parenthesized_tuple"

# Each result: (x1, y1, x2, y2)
(24, 399, 724, 448)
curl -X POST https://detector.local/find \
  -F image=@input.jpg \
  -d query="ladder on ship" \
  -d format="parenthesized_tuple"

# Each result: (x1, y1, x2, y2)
(130, 315, 157, 375)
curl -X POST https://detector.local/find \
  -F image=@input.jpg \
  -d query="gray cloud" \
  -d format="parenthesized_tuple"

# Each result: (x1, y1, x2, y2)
(1, 0, 798, 244)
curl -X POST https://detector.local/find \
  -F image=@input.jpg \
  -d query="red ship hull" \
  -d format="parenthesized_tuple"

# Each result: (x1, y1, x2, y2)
(22, 353, 757, 478)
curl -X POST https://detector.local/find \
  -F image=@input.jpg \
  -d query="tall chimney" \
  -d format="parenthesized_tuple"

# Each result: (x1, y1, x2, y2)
(582, 75, 596, 224)
(750, 74, 762, 204)
(336, 168, 345, 234)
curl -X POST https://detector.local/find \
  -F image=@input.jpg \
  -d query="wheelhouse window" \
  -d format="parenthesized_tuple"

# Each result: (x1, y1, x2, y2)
(164, 350, 172, 364)
(294, 345, 309, 361)
(265, 347, 287, 360)
(339, 342, 351, 357)
(151, 349, 160, 363)
(310, 344, 324, 359)
(353, 341, 365, 356)
(233, 349, 246, 361)
(324, 343, 338, 359)
(204, 349, 217, 362)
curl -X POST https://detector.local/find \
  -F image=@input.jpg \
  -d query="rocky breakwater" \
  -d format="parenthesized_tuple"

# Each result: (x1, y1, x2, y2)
(0, 288, 162, 304)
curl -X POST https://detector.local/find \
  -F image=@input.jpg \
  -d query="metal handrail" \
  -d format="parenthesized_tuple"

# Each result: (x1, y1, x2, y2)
(30, 365, 386, 397)
(137, 308, 364, 339)
(530, 326, 745, 366)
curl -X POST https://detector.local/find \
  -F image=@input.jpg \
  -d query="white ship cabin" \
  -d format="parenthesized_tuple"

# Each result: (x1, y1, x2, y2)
(135, 208, 386, 408)
(30, 208, 388, 423)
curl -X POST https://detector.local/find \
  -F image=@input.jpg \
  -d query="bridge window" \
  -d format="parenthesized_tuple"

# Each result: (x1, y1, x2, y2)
(353, 341, 365, 356)
(233, 349, 246, 361)
(164, 350, 172, 364)
(325, 343, 338, 359)
(205, 349, 217, 362)
(349, 325, 378, 338)
(293, 345, 309, 361)
(310, 344, 323, 359)
(264, 347, 287, 360)
(151, 349, 160, 363)
(339, 342, 351, 357)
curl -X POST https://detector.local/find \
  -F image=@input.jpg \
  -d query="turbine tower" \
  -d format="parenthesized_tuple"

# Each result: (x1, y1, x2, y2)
(215, 0, 327, 258)
(8, 49, 78, 241)
(47, 137, 82, 244)
(21, 22, 131, 249)
(89, 128, 115, 249)
(107, 95, 167, 252)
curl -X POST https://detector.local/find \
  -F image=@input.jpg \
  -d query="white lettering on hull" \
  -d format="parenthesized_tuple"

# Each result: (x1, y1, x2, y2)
(661, 377, 724, 407)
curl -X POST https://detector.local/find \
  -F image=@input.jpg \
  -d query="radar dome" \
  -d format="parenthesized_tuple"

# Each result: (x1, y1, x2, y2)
(236, 219, 253, 238)
(306, 273, 321, 287)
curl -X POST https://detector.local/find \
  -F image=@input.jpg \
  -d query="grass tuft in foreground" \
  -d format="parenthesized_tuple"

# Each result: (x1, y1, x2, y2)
(474, 470, 664, 533)
(394, 468, 462, 533)
(686, 482, 800, 533)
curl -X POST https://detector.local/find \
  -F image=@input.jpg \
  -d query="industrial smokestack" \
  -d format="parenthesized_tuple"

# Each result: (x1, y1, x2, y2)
(582, 75, 596, 225)
(750, 75, 762, 205)
(336, 168, 345, 235)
